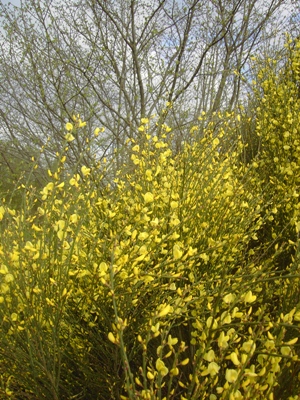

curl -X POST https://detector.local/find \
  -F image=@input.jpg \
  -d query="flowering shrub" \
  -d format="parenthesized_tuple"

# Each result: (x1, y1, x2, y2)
(0, 43, 300, 400)
(248, 38, 300, 265)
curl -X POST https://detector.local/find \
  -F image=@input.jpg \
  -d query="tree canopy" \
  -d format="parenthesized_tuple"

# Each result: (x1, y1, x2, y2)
(0, 0, 298, 176)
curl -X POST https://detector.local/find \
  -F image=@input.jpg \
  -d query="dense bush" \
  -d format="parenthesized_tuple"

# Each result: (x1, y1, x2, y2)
(249, 38, 300, 267)
(0, 41, 300, 400)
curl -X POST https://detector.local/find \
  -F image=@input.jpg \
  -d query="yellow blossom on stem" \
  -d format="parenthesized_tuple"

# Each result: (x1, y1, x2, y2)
(201, 362, 220, 376)
(225, 369, 239, 383)
(65, 122, 73, 131)
(244, 290, 257, 303)
(65, 132, 75, 142)
(223, 293, 235, 304)
(147, 371, 154, 380)
(11, 313, 18, 322)
(0, 206, 5, 221)
(230, 352, 240, 366)
(156, 358, 169, 377)
(81, 166, 91, 176)
(108, 332, 119, 345)
(143, 192, 154, 203)
(157, 304, 171, 318)
(218, 331, 230, 349)
(203, 350, 215, 362)
(173, 244, 183, 260)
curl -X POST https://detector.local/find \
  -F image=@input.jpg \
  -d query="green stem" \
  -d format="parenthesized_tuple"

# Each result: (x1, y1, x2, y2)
(109, 244, 136, 399)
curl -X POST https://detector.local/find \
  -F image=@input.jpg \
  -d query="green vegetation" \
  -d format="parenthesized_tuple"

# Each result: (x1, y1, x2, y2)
(0, 39, 300, 400)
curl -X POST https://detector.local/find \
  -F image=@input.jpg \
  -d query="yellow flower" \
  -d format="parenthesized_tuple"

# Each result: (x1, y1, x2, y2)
(203, 349, 215, 362)
(1, 283, 9, 293)
(180, 358, 189, 366)
(280, 346, 291, 356)
(151, 322, 160, 334)
(24, 241, 38, 252)
(46, 298, 55, 306)
(173, 244, 183, 260)
(69, 174, 80, 186)
(206, 316, 218, 330)
(244, 290, 257, 303)
(157, 304, 171, 318)
(170, 367, 179, 376)
(167, 335, 178, 346)
(62, 240, 70, 250)
(108, 332, 119, 345)
(65, 132, 75, 142)
(212, 137, 220, 147)
(138, 232, 149, 241)
(78, 119, 86, 128)
(70, 214, 79, 224)
(286, 337, 298, 345)
(81, 166, 91, 176)
(200, 253, 209, 263)
(162, 123, 172, 133)
(170, 201, 178, 209)
(32, 223, 42, 232)
(4, 274, 14, 283)
(40, 182, 54, 196)
(135, 377, 142, 387)
(0, 265, 8, 274)
(230, 352, 240, 366)
(94, 127, 105, 136)
(190, 125, 199, 134)
(99, 262, 108, 275)
(201, 362, 220, 376)
(221, 311, 232, 324)
(225, 368, 238, 383)
(11, 313, 18, 322)
(245, 364, 257, 377)
(147, 371, 154, 380)
(218, 331, 229, 349)
(57, 230, 64, 241)
(56, 182, 64, 189)
(156, 358, 168, 377)
(55, 220, 65, 231)
(223, 293, 235, 304)
(65, 122, 73, 131)
(0, 206, 5, 221)
(139, 245, 148, 255)
(242, 339, 256, 354)
(143, 192, 154, 203)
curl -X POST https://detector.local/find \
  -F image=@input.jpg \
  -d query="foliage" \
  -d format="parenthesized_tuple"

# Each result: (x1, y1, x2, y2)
(0, 139, 48, 209)
(242, 37, 300, 270)
(0, 39, 300, 400)
(0, 110, 299, 399)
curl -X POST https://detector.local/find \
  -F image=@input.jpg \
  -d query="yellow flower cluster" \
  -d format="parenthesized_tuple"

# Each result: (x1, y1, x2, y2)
(1, 40, 300, 398)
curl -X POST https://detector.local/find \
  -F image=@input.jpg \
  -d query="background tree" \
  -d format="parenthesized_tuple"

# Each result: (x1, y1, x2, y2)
(0, 0, 298, 179)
